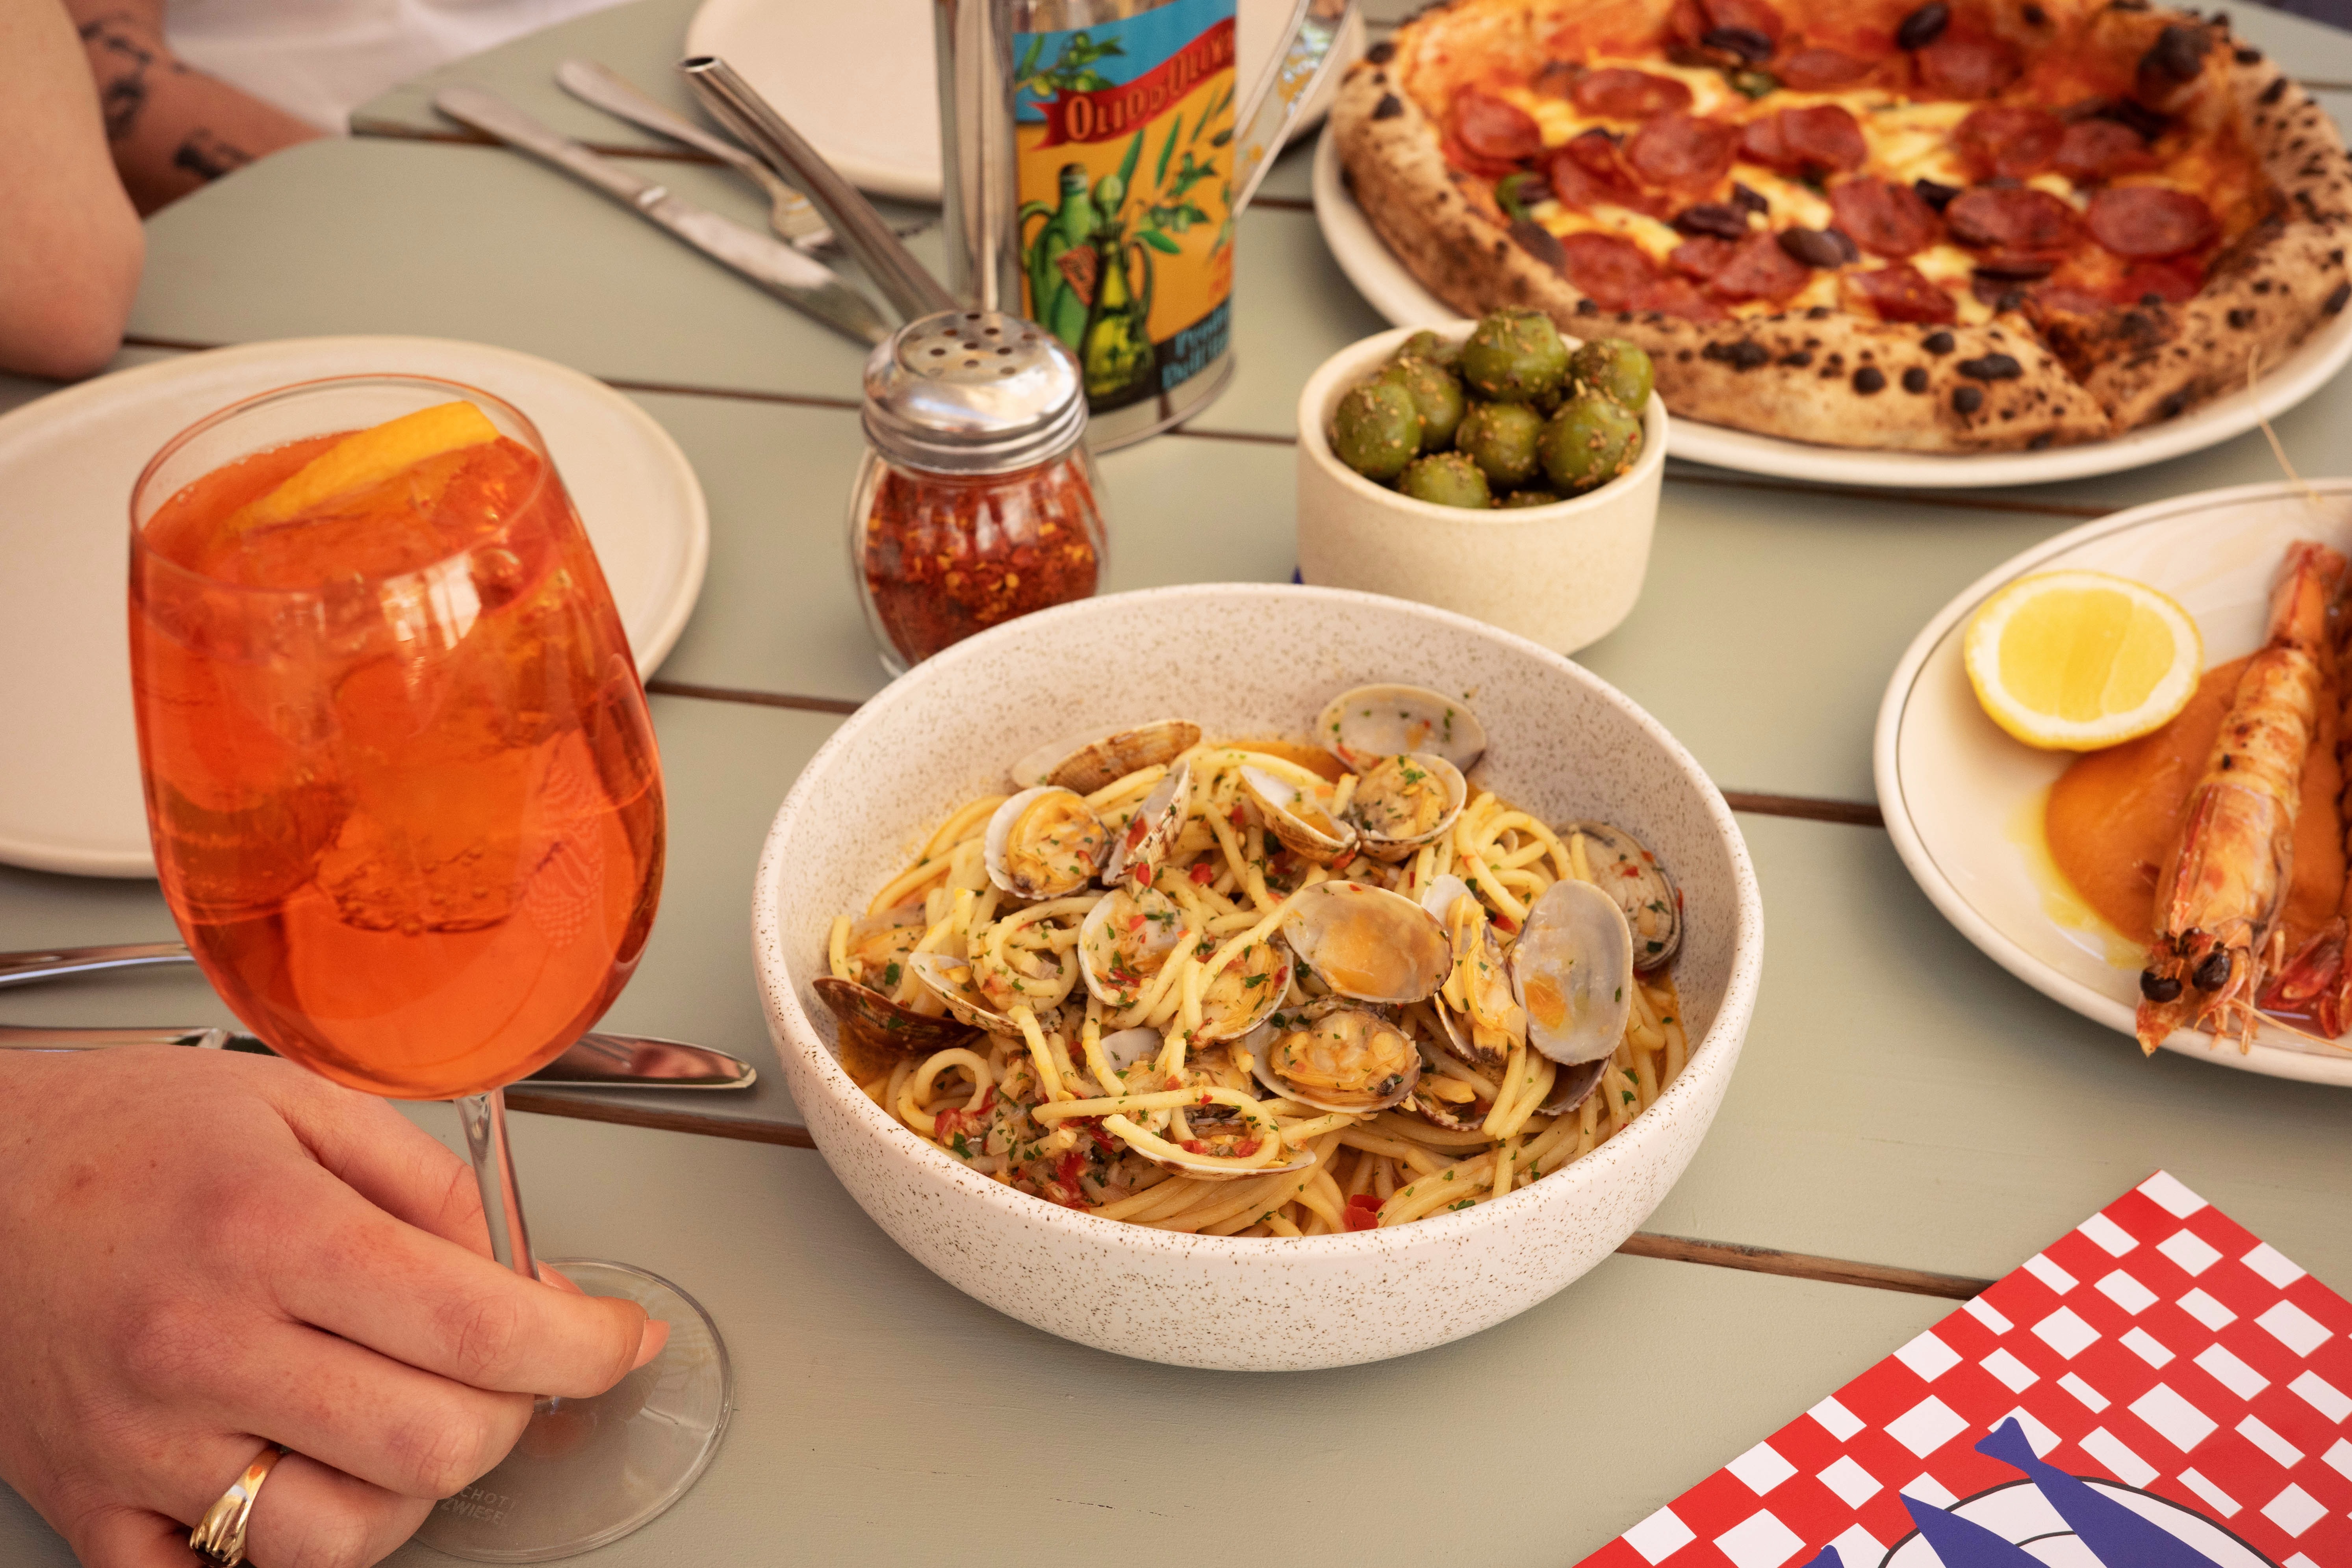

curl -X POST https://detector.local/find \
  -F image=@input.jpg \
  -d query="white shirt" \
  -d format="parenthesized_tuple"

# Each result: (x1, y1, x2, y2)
(166, 0, 632, 133)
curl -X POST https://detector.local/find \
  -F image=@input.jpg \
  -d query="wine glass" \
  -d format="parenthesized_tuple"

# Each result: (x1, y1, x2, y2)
(128, 374, 729, 1561)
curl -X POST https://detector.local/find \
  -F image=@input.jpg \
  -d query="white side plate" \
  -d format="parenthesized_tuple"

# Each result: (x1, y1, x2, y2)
(686, 0, 1363, 202)
(1312, 127, 2352, 489)
(1874, 479, 2352, 1086)
(0, 336, 708, 879)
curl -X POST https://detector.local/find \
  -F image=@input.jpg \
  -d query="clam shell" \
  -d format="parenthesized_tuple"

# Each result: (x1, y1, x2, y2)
(1100, 759, 1191, 888)
(1280, 880, 1449, 1006)
(1011, 720, 1202, 794)
(1193, 937, 1292, 1042)
(1537, 1058, 1609, 1117)
(985, 785, 1107, 899)
(1560, 820, 1681, 971)
(1093, 1026, 1163, 1080)
(1248, 1006, 1422, 1114)
(1077, 885, 1187, 1008)
(1316, 684, 1487, 774)
(905, 950, 1023, 1035)
(1240, 766, 1356, 865)
(1346, 752, 1467, 862)
(1510, 879, 1634, 1066)
(811, 975, 972, 1057)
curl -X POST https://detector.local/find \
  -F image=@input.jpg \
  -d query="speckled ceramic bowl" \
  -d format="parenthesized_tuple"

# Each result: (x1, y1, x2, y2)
(752, 585, 1762, 1370)
(1296, 322, 1667, 655)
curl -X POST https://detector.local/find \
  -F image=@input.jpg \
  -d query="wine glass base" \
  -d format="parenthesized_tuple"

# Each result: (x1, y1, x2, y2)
(413, 1259, 731, 1563)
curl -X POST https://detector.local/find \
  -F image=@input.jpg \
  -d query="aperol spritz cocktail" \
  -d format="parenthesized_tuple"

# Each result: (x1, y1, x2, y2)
(129, 377, 727, 1561)
(130, 381, 661, 1099)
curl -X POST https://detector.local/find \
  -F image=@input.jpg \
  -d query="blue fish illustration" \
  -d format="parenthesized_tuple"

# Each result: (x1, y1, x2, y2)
(1899, 1494, 2045, 1567)
(1976, 1418, 2225, 1568)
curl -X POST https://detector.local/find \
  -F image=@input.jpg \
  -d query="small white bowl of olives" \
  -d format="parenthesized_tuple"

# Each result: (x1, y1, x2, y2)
(1295, 312, 1667, 655)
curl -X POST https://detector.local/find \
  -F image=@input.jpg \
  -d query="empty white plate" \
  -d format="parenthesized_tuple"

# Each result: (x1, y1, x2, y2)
(0, 336, 708, 879)
(686, 0, 1363, 201)
(1313, 127, 2352, 489)
(1875, 479, 2352, 1086)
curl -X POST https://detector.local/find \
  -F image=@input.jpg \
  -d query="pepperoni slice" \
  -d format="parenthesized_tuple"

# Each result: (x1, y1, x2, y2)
(1779, 47, 1874, 90)
(2054, 119, 2159, 185)
(1917, 34, 2022, 99)
(1627, 113, 1742, 193)
(1572, 69, 1694, 119)
(1669, 235, 1741, 278)
(1955, 105, 2065, 180)
(1944, 185, 2085, 254)
(1634, 275, 1732, 321)
(1847, 263, 1959, 323)
(1827, 178, 1942, 257)
(1703, 0, 1786, 46)
(2087, 185, 2215, 258)
(1452, 88, 1543, 165)
(1708, 230, 1811, 302)
(1557, 231, 1664, 311)
(1545, 134, 1669, 217)
(2030, 284, 2116, 317)
(1740, 105, 1867, 178)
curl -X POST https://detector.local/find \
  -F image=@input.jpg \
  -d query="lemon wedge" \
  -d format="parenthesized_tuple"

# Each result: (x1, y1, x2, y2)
(1963, 570, 2203, 750)
(230, 400, 500, 533)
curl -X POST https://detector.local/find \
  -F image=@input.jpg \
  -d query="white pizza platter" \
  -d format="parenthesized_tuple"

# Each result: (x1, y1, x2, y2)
(1874, 478, 2352, 1086)
(1313, 126, 2352, 489)
(0, 336, 708, 879)
(687, 0, 1364, 202)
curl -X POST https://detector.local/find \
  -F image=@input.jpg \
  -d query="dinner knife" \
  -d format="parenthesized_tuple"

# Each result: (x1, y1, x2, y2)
(434, 84, 888, 347)
(0, 1022, 756, 1089)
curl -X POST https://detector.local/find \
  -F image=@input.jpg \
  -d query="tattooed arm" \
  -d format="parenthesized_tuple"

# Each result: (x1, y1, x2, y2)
(64, 0, 321, 213)
(0, 0, 142, 378)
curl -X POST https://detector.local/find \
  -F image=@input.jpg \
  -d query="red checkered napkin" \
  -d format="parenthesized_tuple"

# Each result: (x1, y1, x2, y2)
(1576, 1174, 2352, 1568)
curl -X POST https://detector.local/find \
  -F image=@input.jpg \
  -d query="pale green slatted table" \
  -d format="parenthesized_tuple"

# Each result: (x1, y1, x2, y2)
(3, 2, 2350, 1564)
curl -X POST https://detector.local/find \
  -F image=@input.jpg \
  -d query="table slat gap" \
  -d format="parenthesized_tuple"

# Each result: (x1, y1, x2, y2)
(1721, 791, 1885, 828)
(643, 679, 862, 715)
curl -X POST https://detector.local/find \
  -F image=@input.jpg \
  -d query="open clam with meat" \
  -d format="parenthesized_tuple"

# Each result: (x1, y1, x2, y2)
(820, 689, 1693, 1235)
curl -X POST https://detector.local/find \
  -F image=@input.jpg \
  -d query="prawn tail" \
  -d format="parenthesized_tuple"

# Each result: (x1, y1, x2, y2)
(2258, 918, 2345, 1030)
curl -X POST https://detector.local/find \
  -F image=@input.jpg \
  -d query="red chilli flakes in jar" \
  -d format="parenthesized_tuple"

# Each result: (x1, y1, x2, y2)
(857, 454, 1102, 667)
(851, 308, 1107, 674)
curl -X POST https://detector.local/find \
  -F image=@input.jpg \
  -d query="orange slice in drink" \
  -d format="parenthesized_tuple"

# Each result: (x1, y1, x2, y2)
(230, 400, 500, 533)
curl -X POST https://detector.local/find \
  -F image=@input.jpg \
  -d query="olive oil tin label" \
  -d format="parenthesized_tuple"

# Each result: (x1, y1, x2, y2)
(1014, 0, 1236, 418)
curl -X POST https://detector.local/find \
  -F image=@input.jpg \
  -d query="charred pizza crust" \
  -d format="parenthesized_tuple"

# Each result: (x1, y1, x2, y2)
(1330, 1, 2352, 453)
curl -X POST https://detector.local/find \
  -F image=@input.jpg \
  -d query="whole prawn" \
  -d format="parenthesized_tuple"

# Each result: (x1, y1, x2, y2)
(2136, 541, 2345, 1054)
(2259, 563, 2352, 1035)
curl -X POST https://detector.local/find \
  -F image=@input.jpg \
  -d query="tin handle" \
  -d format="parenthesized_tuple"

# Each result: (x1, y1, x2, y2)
(1226, 0, 1355, 220)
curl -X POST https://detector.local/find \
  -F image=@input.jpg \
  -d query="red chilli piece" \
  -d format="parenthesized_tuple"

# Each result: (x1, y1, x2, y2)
(1708, 230, 1810, 302)
(2055, 118, 2159, 185)
(1917, 34, 2022, 99)
(1944, 185, 2085, 254)
(1189, 861, 1217, 884)
(1827, 178, 1942, 257)
(1627, 112, 1742, 194)
(1571, 68, 1694, 119)
(1452, 87, 1544, 165)
(1778, 46, 1873, 90)
(2088, 184, 2215, 258)
(1739, 105, 1866, 178)
(1848, 263, 1959, 323)
(1557, 230, 1665, 310)
(1344, 1193, 1383, 1231)
(1955, 104, 2065, 180)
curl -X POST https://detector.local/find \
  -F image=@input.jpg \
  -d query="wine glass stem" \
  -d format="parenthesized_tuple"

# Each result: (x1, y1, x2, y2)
(457, 1089, 539, 1280)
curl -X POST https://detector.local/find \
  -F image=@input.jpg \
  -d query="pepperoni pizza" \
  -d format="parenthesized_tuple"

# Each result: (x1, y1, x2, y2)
(1332, 0, 2352, 452)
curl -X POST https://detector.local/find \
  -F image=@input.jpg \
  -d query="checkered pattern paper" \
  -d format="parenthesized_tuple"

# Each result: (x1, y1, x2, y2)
(1577, 1174, 2352, 1568)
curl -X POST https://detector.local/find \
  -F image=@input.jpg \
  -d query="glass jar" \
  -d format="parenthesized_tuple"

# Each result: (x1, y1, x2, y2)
(848, 307, 1107, 675)
(851, 445, 1105, 675)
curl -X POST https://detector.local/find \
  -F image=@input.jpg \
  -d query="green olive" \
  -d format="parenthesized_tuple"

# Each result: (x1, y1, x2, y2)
(1569, 338, 1656, 412)
(1454, 400, 1546, 491)
(1460, 308, 1569, 404)
(1394, 330, 1462, 371)
(1396, 452, 1493, 508)
(1538, 392, 1644, 494)
(1332, 381, 1424, 482)
(1499, 487, 1565, 508)
(1375, 358, 1466, 451)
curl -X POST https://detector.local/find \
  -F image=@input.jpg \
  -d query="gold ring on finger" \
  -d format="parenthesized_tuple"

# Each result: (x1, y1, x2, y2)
(189, 1444, 286, 1567)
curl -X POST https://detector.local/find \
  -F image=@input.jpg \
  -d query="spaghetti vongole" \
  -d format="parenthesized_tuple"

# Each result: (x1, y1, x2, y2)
(817, 685, 1689, 1237)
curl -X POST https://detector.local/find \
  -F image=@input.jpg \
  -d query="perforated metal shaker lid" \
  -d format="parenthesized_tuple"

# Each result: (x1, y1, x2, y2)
(861, 308, 1088, 475)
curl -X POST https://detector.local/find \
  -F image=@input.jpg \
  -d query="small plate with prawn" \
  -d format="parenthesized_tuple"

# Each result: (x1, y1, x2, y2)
(1877, 478, 2352, 1085)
